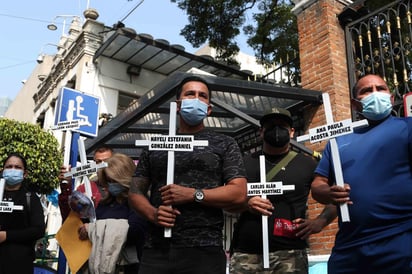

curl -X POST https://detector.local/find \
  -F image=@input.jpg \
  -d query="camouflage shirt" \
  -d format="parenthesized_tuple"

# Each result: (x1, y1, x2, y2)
(136, 129, 246, 248)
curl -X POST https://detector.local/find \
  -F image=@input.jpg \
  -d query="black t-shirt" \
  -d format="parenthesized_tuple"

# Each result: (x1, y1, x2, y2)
(0, 185, 46, 273)
(136, 129, 246, 248)
(232, 151, 317, 253)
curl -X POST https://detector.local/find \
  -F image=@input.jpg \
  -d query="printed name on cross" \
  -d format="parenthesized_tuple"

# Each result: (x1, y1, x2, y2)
(150, 143, 192, 149)
(151, 136, 167, 142)
(329, 126, 351, 137)
(168, 136, 192, 142)
(174, 143, 191, 149)
(0, 206, 13, 212)
(72, 164, 91, 172)
(72, 168, 97, 178)
(151, 143, 174, 149)
(150, 136, 193, 142)
(311, 132, 329, 142)
(251, 184, 265, 189)
(308, 119, 354, 143)
(262, 189, 281, 194)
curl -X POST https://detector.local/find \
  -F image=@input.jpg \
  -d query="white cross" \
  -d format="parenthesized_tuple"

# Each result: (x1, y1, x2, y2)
(52, 120, 94, 207)
(63, 138, 107, 222)
(135, 101, 208, 238)
(63, 156, 108, 181)
(0, 178, 24, 212)
(0, 178, 4, 203)
(247, 155, 295, 269)
(297, 93, 368, 222)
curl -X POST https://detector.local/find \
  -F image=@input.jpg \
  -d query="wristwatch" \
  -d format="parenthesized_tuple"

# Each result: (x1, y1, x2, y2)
(194, 189, 204, 203)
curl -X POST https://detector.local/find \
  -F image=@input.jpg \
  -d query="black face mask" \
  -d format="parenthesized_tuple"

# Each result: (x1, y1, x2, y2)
(263, 125, 290, 147)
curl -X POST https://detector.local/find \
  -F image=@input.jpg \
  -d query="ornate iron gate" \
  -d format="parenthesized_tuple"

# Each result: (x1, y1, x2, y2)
(345, 0, 412, 116)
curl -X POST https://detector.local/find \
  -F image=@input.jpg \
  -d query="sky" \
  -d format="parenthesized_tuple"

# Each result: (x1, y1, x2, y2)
(0, 0, 253, 100)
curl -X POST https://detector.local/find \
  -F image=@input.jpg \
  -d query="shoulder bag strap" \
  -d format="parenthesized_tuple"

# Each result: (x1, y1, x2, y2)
(266, 151, 298, 182)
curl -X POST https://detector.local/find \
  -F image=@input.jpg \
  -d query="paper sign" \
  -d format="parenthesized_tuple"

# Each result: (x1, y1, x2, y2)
(147, 136, 202, 151)
(308, 119, 353, 143)
(55, 211, 92, 273)
(64, 162, 108, 179)
(0, 201, 23, 212)
(247, 182, 295, 196)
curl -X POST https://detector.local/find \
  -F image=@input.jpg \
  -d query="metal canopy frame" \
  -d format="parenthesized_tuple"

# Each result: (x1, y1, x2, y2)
(94, 28, 252, 79)
(84, 71, 322, 158)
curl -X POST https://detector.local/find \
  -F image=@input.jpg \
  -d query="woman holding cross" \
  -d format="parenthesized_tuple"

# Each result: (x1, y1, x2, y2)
(0, 152, 45, 274)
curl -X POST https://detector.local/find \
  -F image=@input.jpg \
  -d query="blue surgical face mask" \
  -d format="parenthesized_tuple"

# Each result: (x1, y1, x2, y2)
(360, 92, 392, 121)
(107, 182, 127, 196)
(180, 98, 208, 126)
(2, 169, 24, 186)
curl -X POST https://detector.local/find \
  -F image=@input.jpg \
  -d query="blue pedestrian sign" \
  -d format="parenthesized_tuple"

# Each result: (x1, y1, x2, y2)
(54, 87, 100, 137)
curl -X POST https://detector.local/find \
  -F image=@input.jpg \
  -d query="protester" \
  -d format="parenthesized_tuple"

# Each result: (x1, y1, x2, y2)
(129, 75, 247, 274)
(311, 74, 412, 274)
(0, 152, 46, 274)
(230, 108, 336, 273)
(78, 153, 146, 274)
(58, 145, 113, 220)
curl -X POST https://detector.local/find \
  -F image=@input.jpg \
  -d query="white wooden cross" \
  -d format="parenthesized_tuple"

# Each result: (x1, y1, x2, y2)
(135, 101, 208, 237)
(0, 178, 24, 213)
(52, 120, 96, 204)
(247, 155, 295, 269)
(296, 93, 368, 222)
(63, 137, 107, 222)
(0, 178, 4, 203)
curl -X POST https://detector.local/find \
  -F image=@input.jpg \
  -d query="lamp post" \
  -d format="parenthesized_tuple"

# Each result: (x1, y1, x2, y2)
(47, 15, 82, 36)
(36, 43, 63, 64)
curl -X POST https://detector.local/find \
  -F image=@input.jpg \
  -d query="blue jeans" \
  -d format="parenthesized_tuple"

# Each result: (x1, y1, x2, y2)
(139, 246, 227, 274)
(328, 231, 412, 274)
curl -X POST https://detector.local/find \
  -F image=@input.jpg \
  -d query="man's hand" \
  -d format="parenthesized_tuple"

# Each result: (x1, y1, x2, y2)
(329, 184, 352, 205)
(247, 196, 274, 216)
(293, 218, 325, 240)
(159, 184, 194, 205)
(312, 175, 352, 205)
(155, 205, 181, 227)
(0, 231, 6, 243)
(58, 165, 72, 184)
(78, 223, 89, 240)
(293, 204, 337, 240)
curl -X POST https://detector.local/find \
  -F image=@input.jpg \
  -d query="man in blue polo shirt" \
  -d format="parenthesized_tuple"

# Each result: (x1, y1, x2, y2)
(312, 74, 412, 274)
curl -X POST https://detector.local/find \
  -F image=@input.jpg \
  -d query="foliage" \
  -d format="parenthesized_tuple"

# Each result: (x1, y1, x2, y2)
(0, 118, 63, 194)
(244, 0, 298, 65)
(171, 0, 396, 67)
(171, 0, 297, 66)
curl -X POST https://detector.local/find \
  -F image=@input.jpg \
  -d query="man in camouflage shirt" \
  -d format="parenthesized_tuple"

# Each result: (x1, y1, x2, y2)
(129, 75, 247, 274)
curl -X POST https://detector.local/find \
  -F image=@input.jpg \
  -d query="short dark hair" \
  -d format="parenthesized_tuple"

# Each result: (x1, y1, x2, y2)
(94, 145, 113, 156)
(351, 74, 387, 98)
(3, 152, 27, 170)
(176, 76, 211, 99)
(352, 81, 360, 98)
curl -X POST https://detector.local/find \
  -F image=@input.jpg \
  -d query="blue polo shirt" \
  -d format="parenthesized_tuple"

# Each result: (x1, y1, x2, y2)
(315, 116, 412, 250)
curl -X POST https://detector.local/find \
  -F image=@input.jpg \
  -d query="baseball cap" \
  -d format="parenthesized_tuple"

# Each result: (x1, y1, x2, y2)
(259, 107, 293, 127)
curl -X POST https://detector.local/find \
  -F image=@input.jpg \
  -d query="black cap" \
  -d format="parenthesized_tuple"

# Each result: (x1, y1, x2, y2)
(259, 107, 293, 127)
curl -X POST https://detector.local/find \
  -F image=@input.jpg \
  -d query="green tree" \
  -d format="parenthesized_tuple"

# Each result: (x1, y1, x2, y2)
(0, 118, 63, 194)
(171, 0, 297, 66)
(171, 0, 396, 67)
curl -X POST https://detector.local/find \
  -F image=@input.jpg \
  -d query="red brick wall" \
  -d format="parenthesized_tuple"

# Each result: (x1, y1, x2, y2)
(295, 0, 351, 255)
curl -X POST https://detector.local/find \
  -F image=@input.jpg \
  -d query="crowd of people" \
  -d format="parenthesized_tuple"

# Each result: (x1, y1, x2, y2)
(2, 74, 410, 274)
